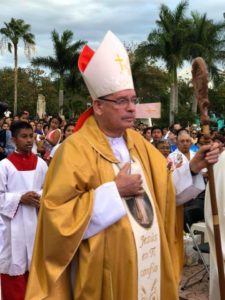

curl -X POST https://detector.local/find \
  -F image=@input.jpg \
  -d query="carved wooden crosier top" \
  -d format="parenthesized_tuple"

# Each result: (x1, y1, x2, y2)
(192, 57, 210, 126)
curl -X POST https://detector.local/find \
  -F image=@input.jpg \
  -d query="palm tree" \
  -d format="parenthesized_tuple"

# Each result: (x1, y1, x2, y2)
(0, 18, 35, 115)
(187, 12, 225, 112)
(32, 30, 85, 115)
(137, 1, 189, 124)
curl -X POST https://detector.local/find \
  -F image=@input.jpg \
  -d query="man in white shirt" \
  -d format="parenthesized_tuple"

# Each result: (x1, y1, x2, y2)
(168, 129, 195, 169)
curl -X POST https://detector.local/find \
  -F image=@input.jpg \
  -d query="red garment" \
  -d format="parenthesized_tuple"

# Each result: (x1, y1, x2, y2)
(1, 272, 29, 300)
(78, 45, 94, 72)
(74, 107, 94, 132)
(74, 44, 95, 132)
(7, 152, 37, 171)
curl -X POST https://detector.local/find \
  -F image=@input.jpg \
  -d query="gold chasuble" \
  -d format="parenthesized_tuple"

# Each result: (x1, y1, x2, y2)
(25, 116, 179, 300)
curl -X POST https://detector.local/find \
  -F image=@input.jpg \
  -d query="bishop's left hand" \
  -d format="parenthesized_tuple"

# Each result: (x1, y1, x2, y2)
(189, 142, 221, 174)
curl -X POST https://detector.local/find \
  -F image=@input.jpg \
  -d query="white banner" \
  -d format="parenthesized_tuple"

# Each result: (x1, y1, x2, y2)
(135, 103, 161, 119)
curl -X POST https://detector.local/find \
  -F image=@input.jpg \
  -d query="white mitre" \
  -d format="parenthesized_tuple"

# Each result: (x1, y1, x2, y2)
(78, 31, 134, 100)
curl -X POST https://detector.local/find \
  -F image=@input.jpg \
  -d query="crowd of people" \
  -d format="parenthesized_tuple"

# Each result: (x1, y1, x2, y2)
(138, 122, 225, 160)
(1, 115, 224, 166)
(0, 30, 224, 300)
(0, 111, 75, 165)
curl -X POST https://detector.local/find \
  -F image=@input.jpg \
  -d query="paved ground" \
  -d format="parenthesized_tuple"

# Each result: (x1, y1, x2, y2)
(179, 264, 209, 300)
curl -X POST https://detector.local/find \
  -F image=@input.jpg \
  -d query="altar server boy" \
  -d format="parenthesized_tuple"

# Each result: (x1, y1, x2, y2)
(0, 121, 48, 300)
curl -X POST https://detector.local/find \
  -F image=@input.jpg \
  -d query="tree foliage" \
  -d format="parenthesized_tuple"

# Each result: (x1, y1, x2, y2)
(126, 42, 171, 126)
(136, 1, 189, 123)
(0, 18, 35, 57)
(1, 9, 225, 124)
(0, 67, 58, 116)
(31, 30, 85, 114)
(187, 12, 225, 80)
(0, 18, 35, 115)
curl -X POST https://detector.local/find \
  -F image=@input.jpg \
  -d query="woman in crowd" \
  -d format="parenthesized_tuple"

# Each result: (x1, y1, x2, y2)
(42, 116, 62, 162)
(190, 130, 198, 144)
(196, 133, 205, 150)
(35, 122, 44, 135)
(49, 123, 75, 163)
(155, 140, 170, 158)
(143, 127, 152, 142)
(155, 140, 173, 170)
(29, 121, 38, 155)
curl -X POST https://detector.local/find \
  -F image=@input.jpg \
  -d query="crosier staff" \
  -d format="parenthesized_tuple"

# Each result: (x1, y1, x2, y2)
(192, 57, 225, 300)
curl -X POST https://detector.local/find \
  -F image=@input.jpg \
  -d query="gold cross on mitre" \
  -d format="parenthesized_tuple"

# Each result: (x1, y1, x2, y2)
(115, 53, 131, 74)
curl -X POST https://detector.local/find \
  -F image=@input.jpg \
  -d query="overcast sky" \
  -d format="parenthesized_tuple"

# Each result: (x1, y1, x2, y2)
(0, 0, 225, 73)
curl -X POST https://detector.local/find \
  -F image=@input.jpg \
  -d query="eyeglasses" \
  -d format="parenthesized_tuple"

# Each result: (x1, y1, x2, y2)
(99, 96, 139, 106)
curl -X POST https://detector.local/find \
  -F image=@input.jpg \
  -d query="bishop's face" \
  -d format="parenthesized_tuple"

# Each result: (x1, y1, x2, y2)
(93, 89, 136, 137)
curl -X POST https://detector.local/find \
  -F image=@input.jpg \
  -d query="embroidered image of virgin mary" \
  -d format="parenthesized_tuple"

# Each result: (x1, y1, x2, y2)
(126, 191, 154, 228)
